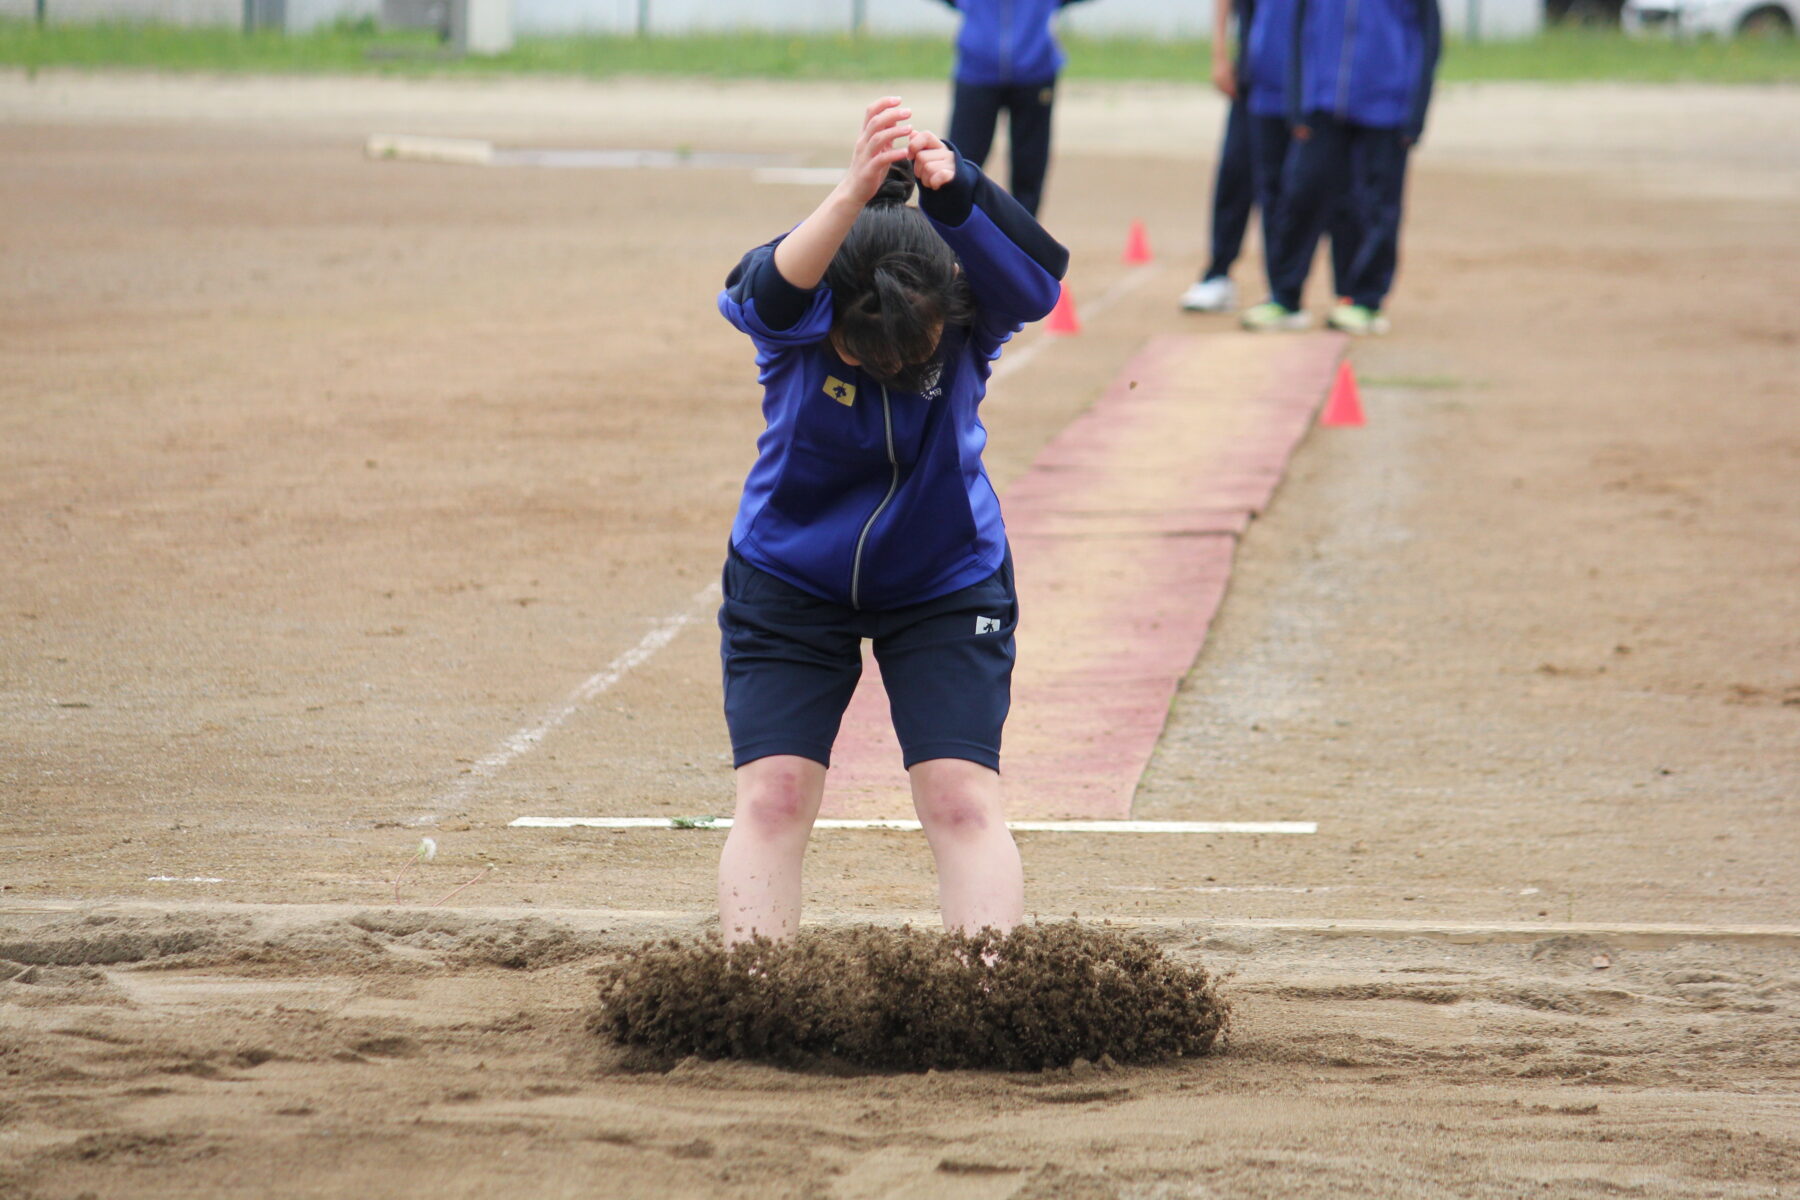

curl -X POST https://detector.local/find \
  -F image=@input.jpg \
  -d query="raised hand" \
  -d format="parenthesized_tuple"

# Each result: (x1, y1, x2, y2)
(845, 97, 915, 204)
(909, 129, 957, 191)
(771, 98, 918, 290)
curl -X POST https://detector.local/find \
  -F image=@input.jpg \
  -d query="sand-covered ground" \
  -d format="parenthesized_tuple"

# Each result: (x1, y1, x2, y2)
(2, 73, 1797, 1198)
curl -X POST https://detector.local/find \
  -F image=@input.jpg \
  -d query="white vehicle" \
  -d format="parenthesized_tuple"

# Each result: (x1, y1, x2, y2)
(1622, 0, 1797, 36)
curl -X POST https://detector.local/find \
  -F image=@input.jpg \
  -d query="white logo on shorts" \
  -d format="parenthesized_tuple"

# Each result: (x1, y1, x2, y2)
(975, 616, 1003, 635)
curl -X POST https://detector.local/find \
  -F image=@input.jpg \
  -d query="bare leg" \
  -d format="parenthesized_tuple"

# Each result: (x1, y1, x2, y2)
(909, 758, 1024, 934)
(717, 755, 827, 946)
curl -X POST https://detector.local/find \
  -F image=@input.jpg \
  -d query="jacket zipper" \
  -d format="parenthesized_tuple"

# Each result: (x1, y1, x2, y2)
(1335, 0, 1360, 117)
(849, 383, 899, 610)
(999, 0, 1014, 84)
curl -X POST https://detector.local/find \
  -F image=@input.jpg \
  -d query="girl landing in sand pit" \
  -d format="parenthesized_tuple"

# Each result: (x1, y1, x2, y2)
(714, 97, 1069, 945)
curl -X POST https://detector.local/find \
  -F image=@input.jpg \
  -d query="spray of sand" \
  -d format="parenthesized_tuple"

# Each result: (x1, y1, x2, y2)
(595, 921, 1230, 1071)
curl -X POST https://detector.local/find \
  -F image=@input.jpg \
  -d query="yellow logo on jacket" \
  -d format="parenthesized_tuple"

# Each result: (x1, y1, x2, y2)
(823, 375, 856, 406)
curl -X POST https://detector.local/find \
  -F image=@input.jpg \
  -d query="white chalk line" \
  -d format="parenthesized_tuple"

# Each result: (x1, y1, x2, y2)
(991, 262, 1160, 384)
(509, 817, 1315, 835)
(753, 166, 846, 186)
(1109, 884, 1332, 894)
(417, 581, 721, 824)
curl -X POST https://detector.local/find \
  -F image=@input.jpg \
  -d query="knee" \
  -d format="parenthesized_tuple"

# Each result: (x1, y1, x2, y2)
(736, 767, 814, 839)
(915, 782, 1000, 839)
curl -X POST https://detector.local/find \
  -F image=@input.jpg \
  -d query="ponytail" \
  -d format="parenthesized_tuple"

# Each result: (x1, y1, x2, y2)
(825, 160, 972, 393)
(869, 159, 917, 209)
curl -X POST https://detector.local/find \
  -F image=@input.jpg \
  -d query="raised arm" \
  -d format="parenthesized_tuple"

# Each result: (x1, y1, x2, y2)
(912, 129, 1068, 329)
(720, 98, 917, 342)
(770, 97, 915, 291)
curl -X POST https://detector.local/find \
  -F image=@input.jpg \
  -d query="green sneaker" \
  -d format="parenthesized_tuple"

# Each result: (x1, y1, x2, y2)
(1239, 301, 1312, 332)
(1326, 302, 1391, 336)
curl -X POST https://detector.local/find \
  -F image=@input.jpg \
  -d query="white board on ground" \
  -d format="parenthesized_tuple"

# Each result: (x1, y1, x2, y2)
(752, 166, 849, 186)
(365, 134, 495, 166)
(508, 817, 1316, 834)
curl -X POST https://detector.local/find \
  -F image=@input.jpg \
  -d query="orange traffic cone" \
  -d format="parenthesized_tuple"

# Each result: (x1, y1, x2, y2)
(1045, 283, 1081, 335)
(1320, 360, 1365, 427)
(1122, 219, 1153, 264)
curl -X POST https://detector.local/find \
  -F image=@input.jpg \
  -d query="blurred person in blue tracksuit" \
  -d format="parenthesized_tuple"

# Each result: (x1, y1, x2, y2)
(1183, 0, 1361, 316)
(1179, 0, 1257, 313)
(934, 0, 1096, 217)
(1240, 0, 1441, 334)
(1234, 0, 1354, 321)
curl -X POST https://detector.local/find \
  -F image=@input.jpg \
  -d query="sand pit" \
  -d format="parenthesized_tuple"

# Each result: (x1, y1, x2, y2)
(1, 903, 1797, 1198)
(597, 923, 1230, 1071)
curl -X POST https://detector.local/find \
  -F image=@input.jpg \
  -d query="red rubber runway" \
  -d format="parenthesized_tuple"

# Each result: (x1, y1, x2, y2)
(824, 332, 1347, 819)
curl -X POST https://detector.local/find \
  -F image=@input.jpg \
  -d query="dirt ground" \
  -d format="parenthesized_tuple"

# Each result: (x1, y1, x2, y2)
(2, 72, 1797, 1198)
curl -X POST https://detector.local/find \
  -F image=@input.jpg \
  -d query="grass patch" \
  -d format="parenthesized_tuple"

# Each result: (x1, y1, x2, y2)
(1, 22, 1796, 84)
(1439, 28, 1800, 82)
(0, 22, 956, 79)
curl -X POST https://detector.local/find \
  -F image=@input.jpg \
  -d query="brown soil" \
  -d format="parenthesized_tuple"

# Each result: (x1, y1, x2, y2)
(2, 73, 1797, 1198)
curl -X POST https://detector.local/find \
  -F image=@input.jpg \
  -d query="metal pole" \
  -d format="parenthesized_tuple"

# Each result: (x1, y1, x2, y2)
(637, 0, 650, 38)
(852, 0, 867, 36)
(37, 0, 47, 27)
(1467, 0, 1481, 42)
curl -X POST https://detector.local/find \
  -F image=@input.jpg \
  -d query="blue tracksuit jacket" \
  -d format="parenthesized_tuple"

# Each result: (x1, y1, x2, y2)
(937, 0, 1092, 87)
(1243, 0, 1299, 120)
(718, 151, 1068, 611)
(1246, 0, 1440, 138)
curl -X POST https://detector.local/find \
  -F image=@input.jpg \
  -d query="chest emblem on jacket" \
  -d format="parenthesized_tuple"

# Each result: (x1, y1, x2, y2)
(822, 375, 856, 407)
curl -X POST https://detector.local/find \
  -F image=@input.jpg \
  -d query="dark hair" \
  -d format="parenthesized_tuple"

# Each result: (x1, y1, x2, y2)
(824, 161, 973, 394)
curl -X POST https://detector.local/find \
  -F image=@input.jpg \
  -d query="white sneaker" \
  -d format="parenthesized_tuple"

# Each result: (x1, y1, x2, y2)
(1179, 277, 1238, 313)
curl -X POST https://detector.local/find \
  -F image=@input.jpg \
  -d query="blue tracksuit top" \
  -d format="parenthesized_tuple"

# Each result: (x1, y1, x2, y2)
(938, 0, 1092, 87)
(1297, 0, 1441, 135)
(1246, 0, 1440, 138)
(718, 150, 1068, 611)
(1243, 0, 1299, 120)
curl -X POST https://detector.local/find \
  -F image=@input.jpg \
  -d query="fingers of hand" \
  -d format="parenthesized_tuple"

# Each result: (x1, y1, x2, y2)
(862, 132, 912, 171)
(861, 103, 913, 145)
(915, 149, 953, 189)
(863, 95, 903, 122)
(857, 107, 913, 173)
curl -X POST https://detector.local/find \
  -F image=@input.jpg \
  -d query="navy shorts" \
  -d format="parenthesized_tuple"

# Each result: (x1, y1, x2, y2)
(718, 547, 1018, 772)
